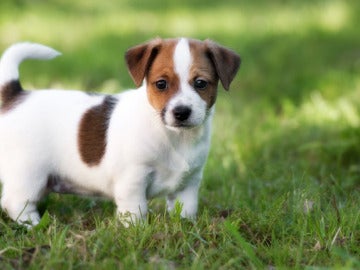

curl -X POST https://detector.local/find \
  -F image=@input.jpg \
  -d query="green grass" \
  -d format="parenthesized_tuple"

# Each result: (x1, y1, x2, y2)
(1, 0, 360, 269)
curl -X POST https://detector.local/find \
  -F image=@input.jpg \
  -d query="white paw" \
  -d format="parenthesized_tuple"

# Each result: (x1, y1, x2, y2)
(117, 211, 146, 228)
(17, 212, 40, 228)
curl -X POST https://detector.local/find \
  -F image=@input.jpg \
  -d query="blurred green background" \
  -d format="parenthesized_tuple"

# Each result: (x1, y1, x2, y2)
(0, 0, 359, 267)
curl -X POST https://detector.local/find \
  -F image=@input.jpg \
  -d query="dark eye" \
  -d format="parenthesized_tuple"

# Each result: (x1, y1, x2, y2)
(155, 80, 168, 91)
(194, 79, 208, 90)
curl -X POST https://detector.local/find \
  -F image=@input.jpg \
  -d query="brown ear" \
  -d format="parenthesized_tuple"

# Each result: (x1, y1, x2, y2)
(205, 40, 241, 90)
(125, 38, 162, 87)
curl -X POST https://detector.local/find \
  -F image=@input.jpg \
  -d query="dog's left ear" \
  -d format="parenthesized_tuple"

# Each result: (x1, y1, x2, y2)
(125, 38, 162, 87)
(205, 40, 241, 90)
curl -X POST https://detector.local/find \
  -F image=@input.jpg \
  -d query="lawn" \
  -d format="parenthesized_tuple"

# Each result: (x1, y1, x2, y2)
(0, 0, 359, 269)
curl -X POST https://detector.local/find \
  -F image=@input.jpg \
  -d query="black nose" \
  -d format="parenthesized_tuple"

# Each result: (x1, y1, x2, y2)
(173, 106, 192, 121)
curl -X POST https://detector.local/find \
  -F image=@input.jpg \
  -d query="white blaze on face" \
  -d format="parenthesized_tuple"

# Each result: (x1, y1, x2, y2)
(164, 38, 207, 128)
(174, 38, 191, 81)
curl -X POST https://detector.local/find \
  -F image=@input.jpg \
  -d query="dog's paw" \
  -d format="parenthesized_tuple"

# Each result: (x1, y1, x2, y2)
(17, 212, 41, 229)
(117, 211, 146, 228)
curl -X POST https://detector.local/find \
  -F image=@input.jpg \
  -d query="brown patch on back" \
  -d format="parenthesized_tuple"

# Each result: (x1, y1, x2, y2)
(189, 40, 219, 109)
(145, 39, 180, 112)
(78, 95, 117, 166)
(0, 80, 29, 113)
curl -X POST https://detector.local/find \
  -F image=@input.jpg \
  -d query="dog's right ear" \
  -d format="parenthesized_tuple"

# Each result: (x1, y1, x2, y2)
(125, 38, 162, 87)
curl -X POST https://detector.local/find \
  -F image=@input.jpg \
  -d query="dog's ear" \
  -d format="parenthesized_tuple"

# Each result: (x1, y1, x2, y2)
(205, 40, 241, 90)
(125, 38, 162, 87)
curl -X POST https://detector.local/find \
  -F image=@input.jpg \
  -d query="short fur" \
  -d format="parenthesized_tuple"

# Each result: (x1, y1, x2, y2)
(0, 38, 240, 226)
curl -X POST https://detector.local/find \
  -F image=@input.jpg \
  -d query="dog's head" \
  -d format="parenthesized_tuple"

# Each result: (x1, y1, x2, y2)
(125, 38, 240, 129)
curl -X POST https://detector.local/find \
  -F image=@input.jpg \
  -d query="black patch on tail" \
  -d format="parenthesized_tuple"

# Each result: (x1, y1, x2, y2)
(1, 80, 28, 112)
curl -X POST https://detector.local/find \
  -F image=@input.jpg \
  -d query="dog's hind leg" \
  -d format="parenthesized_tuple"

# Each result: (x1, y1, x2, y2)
(0, 168, 47, 227)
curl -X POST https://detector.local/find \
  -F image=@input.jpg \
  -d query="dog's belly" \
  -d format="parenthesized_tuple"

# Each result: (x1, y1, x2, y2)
(46, 174, 107, 197)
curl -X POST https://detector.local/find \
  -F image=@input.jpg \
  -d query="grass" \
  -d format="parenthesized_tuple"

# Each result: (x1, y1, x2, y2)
(0, 0, 360, 268)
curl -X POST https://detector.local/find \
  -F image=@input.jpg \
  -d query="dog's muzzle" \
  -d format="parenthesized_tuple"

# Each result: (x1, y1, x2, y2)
(172, 105, 192, 122)
(161, 105, 198, 128)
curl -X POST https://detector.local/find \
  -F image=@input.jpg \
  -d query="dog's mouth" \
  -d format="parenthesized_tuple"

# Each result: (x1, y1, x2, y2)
(165, 122, 197, 130)
(160, 106, 205, 130)
(161, 112, 199, 130)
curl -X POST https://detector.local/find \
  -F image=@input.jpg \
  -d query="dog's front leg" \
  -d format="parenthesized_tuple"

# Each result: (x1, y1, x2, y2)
(113, 166, 148, 226)
(167, 170, 202, 219)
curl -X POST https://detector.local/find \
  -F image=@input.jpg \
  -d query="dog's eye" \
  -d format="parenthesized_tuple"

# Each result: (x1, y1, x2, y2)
(194, 79, 208, 90)
(155, 80, 168, 91)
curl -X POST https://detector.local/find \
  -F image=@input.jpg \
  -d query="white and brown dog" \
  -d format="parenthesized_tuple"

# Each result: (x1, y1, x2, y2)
(0, 38, 240, 226)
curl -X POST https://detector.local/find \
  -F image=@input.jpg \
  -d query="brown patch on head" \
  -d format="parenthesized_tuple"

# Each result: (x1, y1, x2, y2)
(126, 38, 181, 113)
(204, 39, 241, 91)
(188, 39, 241, 108)
(145, 39, 181, 112)
(189, 40, 219, 109)
(78, 95, 117, 166)
(0, 80, 29, 113)
(125, 38, 162, 87)
(125, 38, 241, 113)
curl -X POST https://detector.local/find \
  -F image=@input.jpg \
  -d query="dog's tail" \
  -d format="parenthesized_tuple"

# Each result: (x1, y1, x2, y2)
(0, 42, 61, 99)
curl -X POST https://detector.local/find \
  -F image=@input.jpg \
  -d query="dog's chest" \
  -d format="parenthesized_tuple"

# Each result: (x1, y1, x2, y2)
(145, 131, 208, 198)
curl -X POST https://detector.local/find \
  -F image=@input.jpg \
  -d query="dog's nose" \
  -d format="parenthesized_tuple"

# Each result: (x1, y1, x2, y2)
(173, 106, 192, 122)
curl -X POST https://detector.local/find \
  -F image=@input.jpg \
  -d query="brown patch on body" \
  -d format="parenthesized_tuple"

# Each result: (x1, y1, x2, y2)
(0, 80, 29, 113)
(78, 95, 117, 166)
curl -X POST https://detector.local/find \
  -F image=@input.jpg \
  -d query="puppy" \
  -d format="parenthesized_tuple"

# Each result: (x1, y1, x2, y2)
(0, 38, 240, 226)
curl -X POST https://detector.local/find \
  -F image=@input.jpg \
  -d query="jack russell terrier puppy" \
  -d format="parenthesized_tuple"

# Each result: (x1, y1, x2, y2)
(0, 38, 240, 227)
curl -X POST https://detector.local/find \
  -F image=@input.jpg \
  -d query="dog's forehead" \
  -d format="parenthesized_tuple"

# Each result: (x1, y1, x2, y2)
(148, 38, 216, 85)
(154, 38, 211, 75)
(173, 38, 191, 78)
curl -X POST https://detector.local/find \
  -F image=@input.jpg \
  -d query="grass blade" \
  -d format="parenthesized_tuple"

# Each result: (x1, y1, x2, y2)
(224, 221, 264, 269)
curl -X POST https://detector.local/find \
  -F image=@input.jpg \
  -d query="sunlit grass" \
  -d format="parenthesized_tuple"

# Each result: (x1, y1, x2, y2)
(0, 0, 353, 47)
(299, 92, 360, 126)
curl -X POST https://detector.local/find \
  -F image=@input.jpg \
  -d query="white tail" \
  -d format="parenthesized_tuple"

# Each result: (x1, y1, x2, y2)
(0, 42, 61, 86)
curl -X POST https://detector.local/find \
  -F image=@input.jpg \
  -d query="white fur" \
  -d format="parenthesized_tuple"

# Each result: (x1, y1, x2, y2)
(0, 40, 214, 226)
(0, 42, 60, 86)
